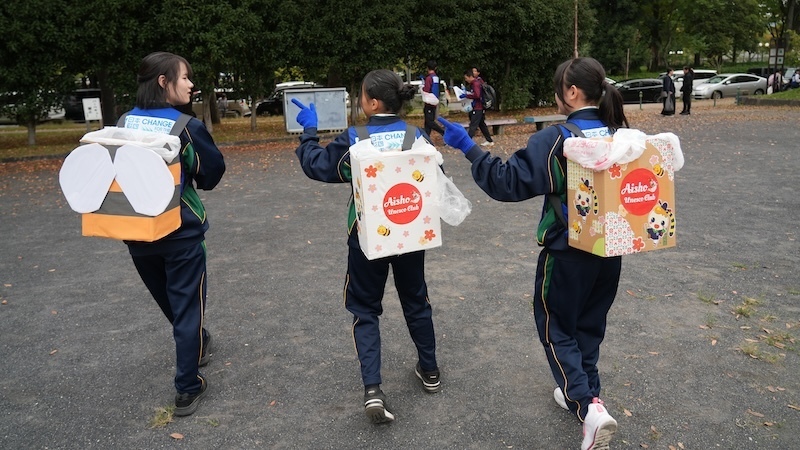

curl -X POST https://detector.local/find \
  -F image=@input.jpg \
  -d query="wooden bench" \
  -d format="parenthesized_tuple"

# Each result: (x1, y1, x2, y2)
(523, 114, 568, 130)
(459, 118, 518, 135)
(459, 114, 567, 135)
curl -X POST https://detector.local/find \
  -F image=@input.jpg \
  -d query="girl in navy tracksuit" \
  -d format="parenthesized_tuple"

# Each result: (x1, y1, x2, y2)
(438, 57, 628, 450)
(294, 69, 441, 424)
(121, 52, 225, 416)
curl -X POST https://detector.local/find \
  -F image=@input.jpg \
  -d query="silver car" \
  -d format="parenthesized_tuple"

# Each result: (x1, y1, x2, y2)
(692, 73, 767, 99)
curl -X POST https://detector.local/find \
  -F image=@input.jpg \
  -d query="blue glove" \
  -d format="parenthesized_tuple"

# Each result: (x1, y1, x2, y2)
(459, 93, 467, 99)
(437, 117, 476, 154)
(292, 98, 318, 129)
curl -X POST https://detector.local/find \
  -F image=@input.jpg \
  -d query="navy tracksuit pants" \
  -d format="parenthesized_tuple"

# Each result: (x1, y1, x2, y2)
(131, 241, 207, 394)
(533, 247, 621, 421)
(344, 232, 438, 387)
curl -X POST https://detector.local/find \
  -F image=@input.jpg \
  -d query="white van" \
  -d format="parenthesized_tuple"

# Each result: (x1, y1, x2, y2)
(661, 69, 717, 93)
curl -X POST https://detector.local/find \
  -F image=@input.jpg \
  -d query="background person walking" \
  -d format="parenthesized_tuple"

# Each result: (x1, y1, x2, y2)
(680, 66, 693, 115)
(661, 68, 676, 116)
(461, 69, 494, 146)
(422, 60, 445, 137)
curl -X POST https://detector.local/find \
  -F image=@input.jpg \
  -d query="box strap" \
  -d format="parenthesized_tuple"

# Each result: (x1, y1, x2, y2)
(548, 122, 586, 228)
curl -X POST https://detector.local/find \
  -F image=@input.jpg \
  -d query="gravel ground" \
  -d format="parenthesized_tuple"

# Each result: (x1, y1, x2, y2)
(1, 97, 799, 449)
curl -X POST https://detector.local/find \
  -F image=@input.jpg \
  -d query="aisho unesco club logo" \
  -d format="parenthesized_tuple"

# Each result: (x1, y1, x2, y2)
(383, 183, 422, 224)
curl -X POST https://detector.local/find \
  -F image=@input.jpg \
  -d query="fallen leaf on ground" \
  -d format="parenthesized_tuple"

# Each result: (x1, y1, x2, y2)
(747, 409, 764, 417)
(711, 339, 717, 346)
(49, 349, 57, 355)
(624, 409, 632, 417)
(788, 404, 800, 411)
(170, 433, 184, 440)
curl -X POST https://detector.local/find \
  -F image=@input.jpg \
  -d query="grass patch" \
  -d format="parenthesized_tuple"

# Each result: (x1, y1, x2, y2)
(697, 290, 718, 304)
(148, 406, 174, 428)
(733, 297, 760, 318)
(763, 331, 796, 351)
(766, 87, 800, 100)
(731, 262, 748, 269)
(738, 342, 783, 363)
(788, 287, 800, 295)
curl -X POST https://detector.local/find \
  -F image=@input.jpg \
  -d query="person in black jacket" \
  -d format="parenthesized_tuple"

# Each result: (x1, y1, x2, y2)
(661, 68, 675, 116)
(680, 66, 694, 115)
(120, 52, 226, 417)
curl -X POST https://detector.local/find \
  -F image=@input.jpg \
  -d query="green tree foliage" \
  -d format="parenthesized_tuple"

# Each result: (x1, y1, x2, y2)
(3, 0, 789, 144)
(60, 0, 147, 124)
(478, 0, 580, 109)
(638, 0, 684, 70)
(587, 0, 649, 77)
(684, 0, 764, 69)
(0, 0, 75, 145)
(284, 0, 412, 122)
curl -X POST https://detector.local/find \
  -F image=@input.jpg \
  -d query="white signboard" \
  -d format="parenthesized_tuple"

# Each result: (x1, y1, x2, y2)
(82, 98, 102, 121)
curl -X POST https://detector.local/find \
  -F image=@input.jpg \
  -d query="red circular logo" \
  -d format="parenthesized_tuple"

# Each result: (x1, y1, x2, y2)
(619, 168, 659, 216)
(383, 183, 422, 224)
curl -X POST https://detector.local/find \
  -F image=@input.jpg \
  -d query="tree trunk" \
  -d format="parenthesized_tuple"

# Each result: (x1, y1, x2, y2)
(349, 80, 359, 125)
(202, 91, 214, 134)
(96, 69, 116, 125)
(26, 121, 36, 146)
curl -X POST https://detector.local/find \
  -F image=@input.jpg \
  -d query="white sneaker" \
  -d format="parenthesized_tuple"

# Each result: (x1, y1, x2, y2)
(581, 398, 617, 450)
(553, 387, 569, 410)
(480, 140, 495, 147)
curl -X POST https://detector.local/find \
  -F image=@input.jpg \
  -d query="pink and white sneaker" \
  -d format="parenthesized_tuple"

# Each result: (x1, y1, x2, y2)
(581, 398, 617, 450)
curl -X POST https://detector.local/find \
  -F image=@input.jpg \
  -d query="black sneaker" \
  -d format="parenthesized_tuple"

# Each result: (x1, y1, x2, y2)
(415, 363, 441, 393)
(174, 376, 207, 417)
(364, 385, 395, 424)
(199, 329, 212, 367)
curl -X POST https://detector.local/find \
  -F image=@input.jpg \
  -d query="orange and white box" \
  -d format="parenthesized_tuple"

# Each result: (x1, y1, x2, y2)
(350, 140, 442, 260)
(563, 132, 683, 257)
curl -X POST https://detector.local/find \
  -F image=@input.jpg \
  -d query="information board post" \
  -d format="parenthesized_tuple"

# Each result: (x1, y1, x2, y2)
(82, 98, 103, 132)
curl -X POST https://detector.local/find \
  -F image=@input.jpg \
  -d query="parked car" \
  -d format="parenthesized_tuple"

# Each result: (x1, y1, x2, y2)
(613, 78, 664, 103)
(692, 73, 766, 99)
(781, 67, 797, 85)
(255, 82, 323, 116)
(192, 89, 250, 118)
(64, 88, 101, 121)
